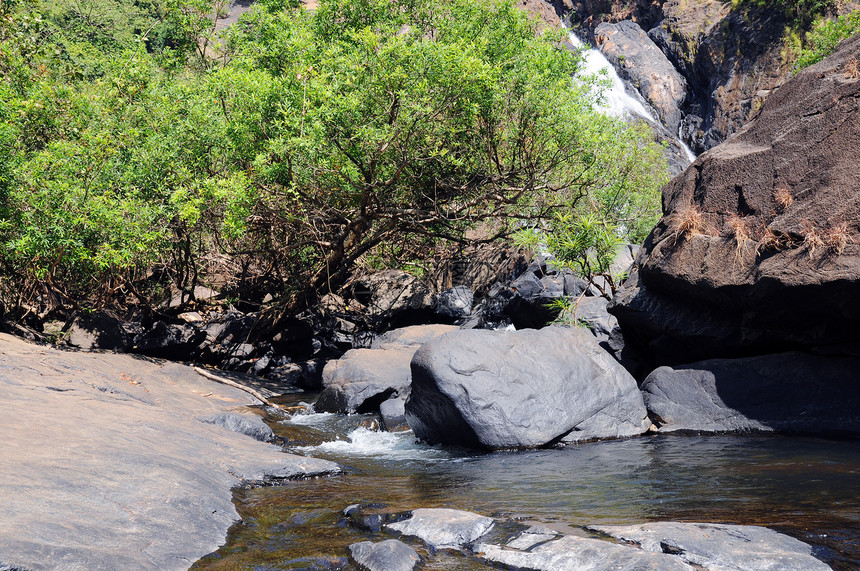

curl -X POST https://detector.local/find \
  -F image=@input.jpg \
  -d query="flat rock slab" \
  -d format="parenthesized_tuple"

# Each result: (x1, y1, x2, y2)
(405, 327, 649, 449)
(386, 508, 494, 550)
(0, 333, 340, 571)
(588, 522, 832, 571)
(476, 534, 695, 571)
(349, 539, 422, 571)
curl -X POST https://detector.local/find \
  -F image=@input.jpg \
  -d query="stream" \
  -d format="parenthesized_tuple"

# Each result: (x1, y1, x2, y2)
(192, 396, 860, 570)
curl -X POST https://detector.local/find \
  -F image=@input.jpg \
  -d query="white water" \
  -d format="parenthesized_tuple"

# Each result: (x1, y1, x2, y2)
(568, 32, 656, 122)
(298, 426, 452, 461)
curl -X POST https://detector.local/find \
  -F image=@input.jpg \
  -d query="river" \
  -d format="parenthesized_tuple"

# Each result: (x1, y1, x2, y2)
(192, 398, 860, 570)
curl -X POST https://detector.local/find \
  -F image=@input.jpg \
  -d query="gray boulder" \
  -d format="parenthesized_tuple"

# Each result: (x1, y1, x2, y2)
(352, 270, 434, 327)
(379, 397, 409, 432)
(316, 325, 458, 414)
(642, 352, 860, 436)
(588, 522, 832, 571)
(570, 296, 618, 341)
(386, 508, 494, 550)
(405, 327, 650, 449)
(349, 539, 421, 571)
(197, 412, 275, 442)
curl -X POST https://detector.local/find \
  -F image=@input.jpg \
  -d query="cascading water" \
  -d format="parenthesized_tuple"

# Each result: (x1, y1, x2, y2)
(567, 29, 698, 163)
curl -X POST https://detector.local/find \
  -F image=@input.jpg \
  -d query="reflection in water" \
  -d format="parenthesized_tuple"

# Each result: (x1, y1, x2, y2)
(193, 406, 860, 570)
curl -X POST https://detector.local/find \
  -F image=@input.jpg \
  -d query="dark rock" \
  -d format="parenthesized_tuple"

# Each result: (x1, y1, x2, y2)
(405, 327, 650, 449)
(370, 324, 459, 349)
(570, 296, 618, 341)
(132, 321, 207, 360)
(386, 508, 495, 550)
(349, 539, 422, 571)
(642, 352, 860, 436)
(65, 311, 141, 352)
(351, 270, 434, 329)
(434, 286, 474, 318)
(595, 20, 688, 133)
(563, 271, 589, 297)
(610, 35, 860, 365)
(588, 522, 832, 571)
(197, 412, 275, 442)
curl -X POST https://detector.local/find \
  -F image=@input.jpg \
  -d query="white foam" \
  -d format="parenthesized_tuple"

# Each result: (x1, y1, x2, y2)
(284, 411, 336, 426)
(299, 427, 451, 461)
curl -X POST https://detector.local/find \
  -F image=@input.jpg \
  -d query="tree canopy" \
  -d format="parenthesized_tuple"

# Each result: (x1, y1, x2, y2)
(0, 0, 668, 316)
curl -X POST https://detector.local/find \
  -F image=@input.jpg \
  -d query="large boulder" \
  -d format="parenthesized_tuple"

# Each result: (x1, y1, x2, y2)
(642, 352, 860, 436)
(315, 324, 458, 414)
(405, 327, 650, 449)
(610, 34, 860, 366)
(595, 20, 689, 134)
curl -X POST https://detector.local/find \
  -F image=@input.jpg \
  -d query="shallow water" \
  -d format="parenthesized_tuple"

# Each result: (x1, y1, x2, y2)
(193, 400, 860, 570)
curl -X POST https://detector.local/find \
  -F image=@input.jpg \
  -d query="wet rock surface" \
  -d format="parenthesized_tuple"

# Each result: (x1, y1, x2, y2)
(589, 522, 833, 571)
(0, 333, 340, 571)
(386, 508, 495, 550)
(348, 539, 421, 571)
(405, 327, 650, 449)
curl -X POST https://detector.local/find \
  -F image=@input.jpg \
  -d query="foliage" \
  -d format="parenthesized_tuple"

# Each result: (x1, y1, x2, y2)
(0, 0, 668, 315)
(732, 0, 836, 30)
(795, 9, 860, 69)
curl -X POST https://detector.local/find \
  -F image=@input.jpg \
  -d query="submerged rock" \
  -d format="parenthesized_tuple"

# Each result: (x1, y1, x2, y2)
(349, 539, 421, 571)
(386, 508, 494, 550)
(405, 327, 650, 449)
(588, 522, 832, 571)
(642, 352, 860, 436)
(197, 412, 275, 442)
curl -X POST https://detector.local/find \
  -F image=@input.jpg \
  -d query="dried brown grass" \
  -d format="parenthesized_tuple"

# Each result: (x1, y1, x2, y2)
(802, 222, 824, 258)
(825, 221, 852, 256)
(757, 227, 785, 254)
(773, 188, 793, 212)
(725, 216, 752, 261)
(672, 206, 704, 243)
(845, 56, 860, 80)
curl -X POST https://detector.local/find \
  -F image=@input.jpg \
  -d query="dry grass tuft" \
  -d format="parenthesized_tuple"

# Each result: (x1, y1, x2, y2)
(773, 188, 793, 212)
(672, 206, 704, 243)
(725, 216, 752, 261)
(802, 222, 824, 258)
(825, 221, 852, 256)
(757, 227, 785, 254)
(845, 56, 860, 80)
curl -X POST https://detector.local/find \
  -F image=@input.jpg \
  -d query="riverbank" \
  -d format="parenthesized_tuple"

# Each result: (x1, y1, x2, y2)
(0, 333, 338, 571)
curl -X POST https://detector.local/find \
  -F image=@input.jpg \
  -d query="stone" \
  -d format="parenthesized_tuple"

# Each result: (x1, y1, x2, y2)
(610, 34, 860, 365)
(434, 285, 474, 318)
(641, 352, 860, 436)
(168, 285, 219, 308)
(595, 20, 688, 133)
(132, 320, 207, 360)
(505, 526, 561, 550)
(405, 327, 650, 449)
(570, 296, 618, 341)
(588, 522, 832, 571)
(64, 311, 140, 352)
(351, 270, 434, 328)
(197, 412, 275, 442)
(386, 508, 494, 550)
(316, 325, 457, 414)
(349, 539, 421, 571)
(476, 534, 695, 571)
(379, 397, 409, 432)
(0, 333, 340, 571)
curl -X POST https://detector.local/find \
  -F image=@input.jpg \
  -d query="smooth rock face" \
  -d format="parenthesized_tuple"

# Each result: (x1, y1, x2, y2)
(589, 522, 832, 571)
(434, 286, 474, 318)
(386, 508, 494, 550)
(349, 539, 421, 571)
(197, 412, 275, 442)
(0, 333, 340, 571)
(595, 20, 688, 133)
(610, 34, 860, 364)
(642, 352, 860, 435)
(405, 327, 650, 449)
(476, 534, 695, 571)
(316, 325, 458, 414)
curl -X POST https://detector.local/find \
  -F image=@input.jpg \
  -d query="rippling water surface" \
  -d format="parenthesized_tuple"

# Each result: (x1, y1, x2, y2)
(193, 397, 860, 570)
